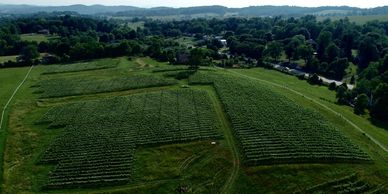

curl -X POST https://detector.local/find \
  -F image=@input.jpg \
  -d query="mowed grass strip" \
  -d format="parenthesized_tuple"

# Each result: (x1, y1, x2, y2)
(34, 74, 177, 98)
(189, 71, 370, 165)
(301, 173, 384, 194)
(42, 58, 121, 74)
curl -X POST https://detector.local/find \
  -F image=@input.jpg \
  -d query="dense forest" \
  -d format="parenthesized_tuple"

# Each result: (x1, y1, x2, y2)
(0, 14, 387, 123)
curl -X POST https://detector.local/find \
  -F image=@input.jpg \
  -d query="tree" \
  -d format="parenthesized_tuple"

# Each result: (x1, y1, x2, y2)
(354, 93, 369, 115)
(317, 31, 332, 60)
(265, 41, 282, 63)
(379, 54, 388, 73)
(336, 85, 349, 104)
(358, 36, 379, 69)
(297, 44, 314, 64)
(189, 48, 210, 70)
(284, 43, 295, 63)
(350, 75, 356, 84)
(117, 40, 133, 56)
(285, 35, 305, 63)
(328, 82, 337, 90)
(19, 44, 39, 63)
(370, 83, 388, 122)
(325, 43, 340, 62)
(307, 73, 322, 85)
(327, 58, 349, 80)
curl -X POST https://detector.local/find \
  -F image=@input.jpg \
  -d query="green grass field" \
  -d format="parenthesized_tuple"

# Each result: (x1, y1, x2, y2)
(0, 55, 18, 63)
(127, 21, 145, 30)
(0, 67, 33, 116)
(20, 34, 58, 43)
(0, 66, 37, 192)
(0, 58, 386, 193)
(318, 15, 388, 24)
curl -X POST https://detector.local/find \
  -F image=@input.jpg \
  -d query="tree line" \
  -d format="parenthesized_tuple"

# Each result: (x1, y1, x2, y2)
(0, 14, 386, 123)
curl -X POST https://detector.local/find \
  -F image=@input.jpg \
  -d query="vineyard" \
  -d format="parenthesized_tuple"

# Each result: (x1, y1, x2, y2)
(189, 71, 370, 165)
(34, 74, 177, 98)
(43, 58, 120, 74)
(36, 89, 220, 189)
(298, 173, 385, 194)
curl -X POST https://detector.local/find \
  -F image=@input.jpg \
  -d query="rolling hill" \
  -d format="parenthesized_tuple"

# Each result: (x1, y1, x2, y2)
(0, 4, 387, 17)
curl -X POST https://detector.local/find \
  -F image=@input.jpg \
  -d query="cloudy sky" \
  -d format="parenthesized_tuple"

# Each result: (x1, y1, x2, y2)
(1, 0, 387, 8)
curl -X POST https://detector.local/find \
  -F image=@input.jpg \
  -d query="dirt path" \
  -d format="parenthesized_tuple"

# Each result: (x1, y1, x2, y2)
(0, 65, 34, 131)
(220, 68, 388, 153)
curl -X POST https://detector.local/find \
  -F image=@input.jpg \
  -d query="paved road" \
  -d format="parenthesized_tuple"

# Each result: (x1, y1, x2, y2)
(271, 64, 354, 89)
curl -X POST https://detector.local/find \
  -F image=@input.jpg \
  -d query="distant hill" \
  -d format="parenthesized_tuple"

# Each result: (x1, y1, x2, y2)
(0, 4, 387, 17)
(0, 4, 141, 15)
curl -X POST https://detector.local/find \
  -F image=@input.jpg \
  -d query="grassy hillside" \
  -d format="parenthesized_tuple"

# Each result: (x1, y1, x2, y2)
(230, 68, 388, 148)
(226, 68, 387, 193)
(318, 15, 388, 24)
(0, 58, 386, 193)
(0, 66, 36, 191)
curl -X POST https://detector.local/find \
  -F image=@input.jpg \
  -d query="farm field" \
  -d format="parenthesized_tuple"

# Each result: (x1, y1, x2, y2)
(189, 71, 370, 165)
(229, 68, 388, 150)
(0, 57, 387, 193)
(37, 89, 220, 189)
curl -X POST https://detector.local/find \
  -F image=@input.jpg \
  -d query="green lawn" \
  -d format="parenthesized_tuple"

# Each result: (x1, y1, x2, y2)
(0, 55, 18, 63)
(279, 51, 306, 66)
(20, 34, 58, 43)
(343, 62, 358, 83)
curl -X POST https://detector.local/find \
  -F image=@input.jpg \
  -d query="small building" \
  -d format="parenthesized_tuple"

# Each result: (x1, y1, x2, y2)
(41, 53, 58, 64)
(220, 39, 227, 47)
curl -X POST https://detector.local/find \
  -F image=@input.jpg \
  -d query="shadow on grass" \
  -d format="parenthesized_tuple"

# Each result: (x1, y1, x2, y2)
(368, 118, 388, 131)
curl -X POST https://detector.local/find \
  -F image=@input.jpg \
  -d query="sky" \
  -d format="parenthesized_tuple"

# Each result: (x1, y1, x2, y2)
(0, 0, 387, 8)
